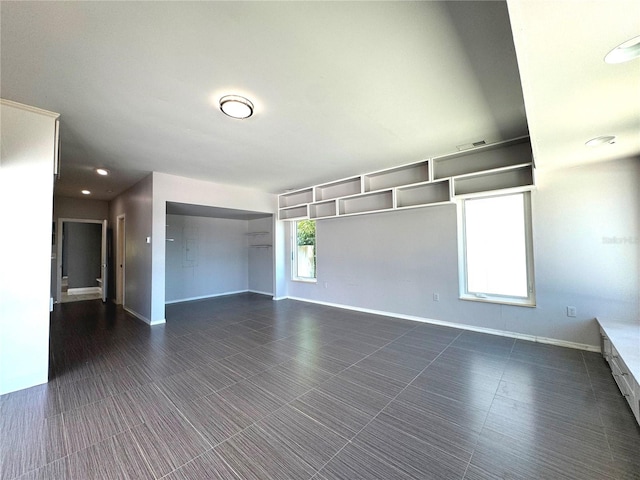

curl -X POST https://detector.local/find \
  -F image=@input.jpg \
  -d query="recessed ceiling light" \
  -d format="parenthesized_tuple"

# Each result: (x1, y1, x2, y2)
(219, 95, 254, 119)
(605, 35, 640, 64)
(585, 135, 616, 147)
(96, 168, 109, 176)
(81, 189, 91, 195)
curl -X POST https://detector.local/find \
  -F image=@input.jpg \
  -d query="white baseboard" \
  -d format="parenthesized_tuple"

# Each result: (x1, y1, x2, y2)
(248, 289, 274, 297)
(272, 296, 288, 301)
(286, 296, 600, 352)
(67, 286, 101, 295)
(165, 290, 248, 305)
(123, 306, 165, 326)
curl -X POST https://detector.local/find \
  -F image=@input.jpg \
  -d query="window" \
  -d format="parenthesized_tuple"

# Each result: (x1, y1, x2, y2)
(459, 192, 535, 306)
(293, 219, 316, 281)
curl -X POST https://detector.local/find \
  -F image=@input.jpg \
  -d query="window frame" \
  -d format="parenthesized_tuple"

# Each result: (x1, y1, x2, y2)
(457, 191, 536, 307)
(291, 219, 317, 283)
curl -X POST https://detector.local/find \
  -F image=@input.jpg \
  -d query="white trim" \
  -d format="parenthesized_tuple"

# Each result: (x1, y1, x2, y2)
(0, 98, 60, 118)
(285, 296, 599, 352)
(272, 296, 288, 301)
(248, 289, 274, 296)
(67, 287, 101, 295)
(165, 290, 249, 305)
(291, 278, 317, 284)
(123, 306, 165, 325)
(457, 191, 536, 307)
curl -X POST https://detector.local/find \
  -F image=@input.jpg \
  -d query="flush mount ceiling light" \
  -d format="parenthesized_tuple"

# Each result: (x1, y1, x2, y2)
(585, 135, 616, 147)
(81, 189, 91, 195)
(96, 168, 109, 176)
(219, 95, 254, 119)
(605, 35, 640, 63)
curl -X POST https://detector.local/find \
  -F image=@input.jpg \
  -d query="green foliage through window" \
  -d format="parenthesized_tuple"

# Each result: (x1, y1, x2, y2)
(296, 220, 316, 246)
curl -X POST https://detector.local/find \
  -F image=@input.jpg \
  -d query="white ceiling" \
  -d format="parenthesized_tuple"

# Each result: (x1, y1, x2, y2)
(1, 1, 638, 202)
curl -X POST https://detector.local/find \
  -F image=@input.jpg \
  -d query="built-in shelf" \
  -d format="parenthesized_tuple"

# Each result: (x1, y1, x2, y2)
(338, 190, 393, 216)
(315, 177, 361, 201)
(278, 188, 313, 209)
(364, 160, 429, 192)
(453, 164, 534, 197)
(433, 136, 531, 180)
(310, 200, 337, 219)
(279, 204, 308, 220)
(277, 136, 534, 221)
(397, 179, 451, 209)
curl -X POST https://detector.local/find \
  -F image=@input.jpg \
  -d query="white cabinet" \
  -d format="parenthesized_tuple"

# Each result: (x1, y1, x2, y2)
(0, 99, 60, 395)
(278, 136, 534, 221)
(598, 318, 640, 426)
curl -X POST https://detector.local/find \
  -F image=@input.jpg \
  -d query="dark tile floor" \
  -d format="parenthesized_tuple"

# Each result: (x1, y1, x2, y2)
(1, 293, 639, 479)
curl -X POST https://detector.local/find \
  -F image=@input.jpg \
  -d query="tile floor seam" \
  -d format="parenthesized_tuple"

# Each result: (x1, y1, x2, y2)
(310, 329, 464, 479)
(459, 336, 515, 479)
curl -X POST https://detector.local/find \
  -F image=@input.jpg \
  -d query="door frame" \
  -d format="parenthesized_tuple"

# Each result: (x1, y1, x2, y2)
(115, 214, 126, 305)
(55, 218, 107, 304)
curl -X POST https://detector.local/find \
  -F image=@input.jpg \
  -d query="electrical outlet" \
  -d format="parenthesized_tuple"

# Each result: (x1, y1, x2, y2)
(567, 306, 577, 317)
(433, 293, 440, 302)
(323, 282, 328, 289)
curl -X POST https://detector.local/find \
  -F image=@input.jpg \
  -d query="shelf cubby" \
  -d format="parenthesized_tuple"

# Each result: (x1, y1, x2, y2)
(453, 164, 534, 197)
(397, 179, 451, 208)
(338, 190, 393, 216)
(278, 188, 313, 209)
(314, 176, 361, 202)
(433, 137, 531, 180)
(364, 160, 429, 192)
(278, 204, 309, 220)
(309, 200, 337, 219)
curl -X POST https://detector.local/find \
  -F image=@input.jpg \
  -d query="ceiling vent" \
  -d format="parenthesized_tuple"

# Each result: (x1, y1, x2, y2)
(456, 140, 487, 151)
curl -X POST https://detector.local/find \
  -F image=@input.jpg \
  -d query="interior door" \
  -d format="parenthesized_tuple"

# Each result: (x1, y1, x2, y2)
(101, 219, 107, 302)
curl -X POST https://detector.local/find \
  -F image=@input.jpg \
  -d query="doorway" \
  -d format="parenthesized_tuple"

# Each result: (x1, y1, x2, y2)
(56, 218, 107, 304)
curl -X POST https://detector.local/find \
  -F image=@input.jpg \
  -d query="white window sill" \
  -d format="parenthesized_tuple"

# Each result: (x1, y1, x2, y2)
(460, 294, 536, 308)
(292, 277, 317, 284)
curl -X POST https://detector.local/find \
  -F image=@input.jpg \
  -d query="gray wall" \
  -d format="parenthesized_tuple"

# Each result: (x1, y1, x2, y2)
(64, 222, 102, 288)
(165, 215, 249, 303)
(54, 196, 109, 221)
(286, 157, 640, 348)
(109, 174, 153, 322)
